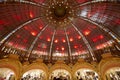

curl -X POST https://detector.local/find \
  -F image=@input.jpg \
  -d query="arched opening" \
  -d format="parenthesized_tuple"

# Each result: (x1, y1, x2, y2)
(75, 68, 99, 80)
(0, 68, 15, 80)
(49, 69, 71, 80)
(105, 67, 120, 80)
(21, 69, 46, 80)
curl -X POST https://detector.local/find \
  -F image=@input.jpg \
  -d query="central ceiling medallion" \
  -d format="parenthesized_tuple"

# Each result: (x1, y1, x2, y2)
(45, 0, 75, 28)
(54, 4, 66, 18)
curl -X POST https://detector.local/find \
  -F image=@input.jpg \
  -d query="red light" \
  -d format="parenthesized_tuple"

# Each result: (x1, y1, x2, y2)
(31, 31, 37, 36)
(92, 35, 104, 42)
(93, 39, 97, 42)
(87, 12, 91, 17)
(54, 39, 58, 43)
(43, 45, 47, 49)
(47, 38, 51, 42)
(30, 12, 33, 18)
(24, 26, 28, 30)
(61, 47, 65, 51)
(62, 39, 66, 43)
(78, 36, 81, 39)
(39, 26, 43, 29)
(100, 35, 104, 39)
(74, 45, 78, 49)
(70, 38, 73, 42)
(56, 47, 59, 50)
(96, 46, 100, 49)
(84, 30, 91, 36)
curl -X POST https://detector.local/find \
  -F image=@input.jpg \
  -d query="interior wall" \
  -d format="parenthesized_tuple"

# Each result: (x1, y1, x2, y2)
(0, 54, 120, 80)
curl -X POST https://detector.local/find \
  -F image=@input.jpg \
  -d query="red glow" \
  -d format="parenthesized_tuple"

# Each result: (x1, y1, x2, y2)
(38, 44, 41, 48)
(30, 12, 34, 18)
(0, 20, 6, 25)
(47, 38, 51, 42)
(62, 39, 66, 43)
(92, 26, 96, 29)
(61, 47, 65, 51)
(13, 15, 21, 20)
(74, 45, 78, 49)
(83, 30, 91, 36)
(16, 35, 20, 38)
(115, 19, 120, 24)
(78, 36, 81, 39)
(31, 31, 37, 36)
(43, 45, 47, 49)
(8, 42, 13, 46)
(39, 26, 43, 29)
(24, 26, 28, 30)
(100, 35, 104, 39)
(54, 39, 58, 43)
(67, 32, 70, 34)
(87, 12, 91, 17)
(70, 38, 73, 42)
(56, 47, 59, 50)
(76, 0, 87, 3)
(23, 39, 27, 43)
(92, 35, 104, 42)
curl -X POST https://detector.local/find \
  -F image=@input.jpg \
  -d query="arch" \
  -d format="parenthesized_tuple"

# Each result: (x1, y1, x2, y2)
(49, 60, 72, 80)
(72, 59, 99, 80)
(0, 68, 15, 80)
(22, 59, 48, 80)
(22, 69, 46, 80)
(74, 68, 99, 80)
(98, 54, 120, 80)
(0, 58, 22, 80)
(105, 67, 120, 80)
(49, 69, 71, 80)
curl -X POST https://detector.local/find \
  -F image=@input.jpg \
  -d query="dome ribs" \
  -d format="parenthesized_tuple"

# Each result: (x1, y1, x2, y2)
(79, 17, 120, 46)
(71, 23, 96, 61)
(0, 17, 41, 46)
(49, 30, 56, 62)
(64, 28, 72, 63)
(26, 24, 49, 59)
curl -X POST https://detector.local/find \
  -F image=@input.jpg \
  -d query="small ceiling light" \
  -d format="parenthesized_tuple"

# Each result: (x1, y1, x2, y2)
(84, 30, 91, 36)
(78, 36, 81, 39)
(31, 31, 37, 36)
(61, 47, 65, 51)
(100, 35, 104, 39)
(29, 12, 33, 18)
(62, 39, 66, 43)
(56, 47, 59, 50)
(54, 39, 58, 43)
(74, 45, 78, 49)
(70, 38, 73, 42)
(47, 38, 51, 42)
(39, 26, 43, 29)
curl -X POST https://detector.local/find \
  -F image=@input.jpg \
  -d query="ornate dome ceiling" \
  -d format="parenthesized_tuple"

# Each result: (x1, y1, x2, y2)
(0, 0, 120, 63)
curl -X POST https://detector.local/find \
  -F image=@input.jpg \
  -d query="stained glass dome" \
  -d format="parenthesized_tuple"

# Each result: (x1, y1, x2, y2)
(0, 0, 120, 64)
